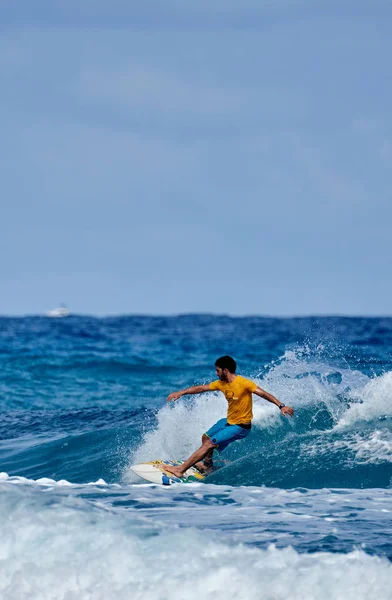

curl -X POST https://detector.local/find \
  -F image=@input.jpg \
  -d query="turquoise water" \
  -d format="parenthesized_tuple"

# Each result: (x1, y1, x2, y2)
(1, 315, 392, 599)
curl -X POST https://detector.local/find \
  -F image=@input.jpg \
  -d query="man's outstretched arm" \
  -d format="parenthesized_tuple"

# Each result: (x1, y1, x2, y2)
(167, 384, 211, 402)
(253, 386, 294, 417)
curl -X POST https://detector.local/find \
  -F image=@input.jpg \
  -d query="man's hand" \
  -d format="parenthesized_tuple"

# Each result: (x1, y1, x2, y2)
(281, 405, 294, 417)
(167, 391, 183, 402)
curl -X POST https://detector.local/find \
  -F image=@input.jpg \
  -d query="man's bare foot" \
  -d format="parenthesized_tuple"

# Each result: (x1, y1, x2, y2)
(160, 463, 185, 478)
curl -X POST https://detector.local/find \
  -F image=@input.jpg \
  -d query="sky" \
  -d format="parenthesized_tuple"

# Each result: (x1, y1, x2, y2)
(1, 1, 391, 316)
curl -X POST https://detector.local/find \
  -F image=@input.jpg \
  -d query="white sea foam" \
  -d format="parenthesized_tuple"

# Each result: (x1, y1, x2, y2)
(303, 428, 392, 465)
(261, 348, 368, 418)
(251, 399, 282, 428)
(0, 472, 109, 487)
(313, 429, 392, 465)
(263, 350, 392, 435)
(0, 485, 391, 600)
(348, 429, 392, 463)
(337, 371, 392, 428)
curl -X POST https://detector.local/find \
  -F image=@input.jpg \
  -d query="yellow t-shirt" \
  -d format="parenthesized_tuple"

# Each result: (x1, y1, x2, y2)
(209, 376, 258, 424)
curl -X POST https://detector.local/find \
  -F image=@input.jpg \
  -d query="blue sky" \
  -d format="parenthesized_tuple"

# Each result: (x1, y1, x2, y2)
(1, 1, 391, 316)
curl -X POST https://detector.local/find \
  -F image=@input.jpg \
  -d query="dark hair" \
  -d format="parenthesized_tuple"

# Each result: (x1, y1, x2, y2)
(215, 356, 237, 373)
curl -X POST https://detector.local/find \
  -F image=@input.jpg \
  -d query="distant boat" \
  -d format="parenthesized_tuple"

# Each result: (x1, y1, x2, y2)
(46, 305, 70, 318)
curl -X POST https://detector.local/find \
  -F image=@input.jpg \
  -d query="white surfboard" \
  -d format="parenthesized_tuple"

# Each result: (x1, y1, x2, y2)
(130, 460, 206, 485)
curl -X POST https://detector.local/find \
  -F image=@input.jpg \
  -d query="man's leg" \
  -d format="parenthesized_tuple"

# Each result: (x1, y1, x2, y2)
(195, 434, 214, 472)
(194, 425, 252, 476)
(194, 419, 227, 472)
(160, 438, 217, 478)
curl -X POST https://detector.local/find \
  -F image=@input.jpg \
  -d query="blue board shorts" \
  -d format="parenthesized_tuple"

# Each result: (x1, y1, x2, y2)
(205, 418, 251, 453)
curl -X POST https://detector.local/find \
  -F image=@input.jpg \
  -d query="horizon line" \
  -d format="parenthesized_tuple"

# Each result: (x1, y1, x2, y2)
(0, 312, 391, 320)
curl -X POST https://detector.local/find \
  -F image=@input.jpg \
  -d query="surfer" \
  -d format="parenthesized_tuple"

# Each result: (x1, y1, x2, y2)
(161, 355, 294, 478)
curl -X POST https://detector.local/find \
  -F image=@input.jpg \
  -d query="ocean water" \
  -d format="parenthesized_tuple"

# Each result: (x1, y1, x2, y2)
(1, 315, 392, 599)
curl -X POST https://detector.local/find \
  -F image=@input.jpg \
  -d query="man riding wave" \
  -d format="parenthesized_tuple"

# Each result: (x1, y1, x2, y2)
(161, 355, 294, 479)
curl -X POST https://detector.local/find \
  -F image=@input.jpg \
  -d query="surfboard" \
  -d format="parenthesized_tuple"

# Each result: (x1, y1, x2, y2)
(130, 460, 206, 485)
